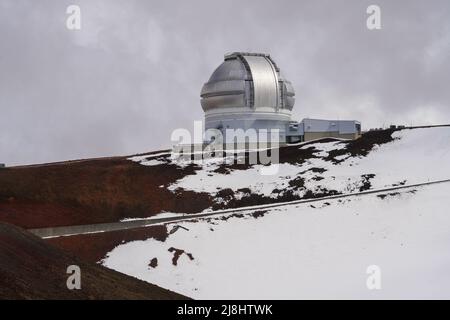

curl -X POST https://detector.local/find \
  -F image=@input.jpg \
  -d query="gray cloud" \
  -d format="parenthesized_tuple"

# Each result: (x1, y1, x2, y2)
(0, 0, 449, 165)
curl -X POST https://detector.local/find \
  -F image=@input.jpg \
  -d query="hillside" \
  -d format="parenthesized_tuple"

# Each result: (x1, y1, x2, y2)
(0, 222, 188, 299)
(1, 126, 450, 299)
(42, 126, 450, 299)
(2, 126, 446, 229)
(0, 152, 212, 228)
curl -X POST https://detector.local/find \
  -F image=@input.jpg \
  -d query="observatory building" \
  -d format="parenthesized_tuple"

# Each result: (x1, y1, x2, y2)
(200, 52, 361, 144)
(200, 52, 295, 143)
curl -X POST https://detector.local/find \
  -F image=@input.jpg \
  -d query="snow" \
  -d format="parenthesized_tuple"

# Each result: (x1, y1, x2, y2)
(120, 211, 183, 222)
(168, 127, 450, 197)
(299, 140, 347, 158)
(169, 163, 302, 197)
(103, 182, 450, 299)
(128, 153, 170, 166)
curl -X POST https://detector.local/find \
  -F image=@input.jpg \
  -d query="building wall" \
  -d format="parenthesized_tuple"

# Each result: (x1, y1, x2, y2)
(205, 117, 291, 143)
(304, 131, 360, 141)
(203, 116, 361, 145)
(302, 119, 360, 134)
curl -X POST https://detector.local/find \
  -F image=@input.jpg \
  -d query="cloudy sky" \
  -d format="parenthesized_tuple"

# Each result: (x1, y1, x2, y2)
(1, 0, 449, 165)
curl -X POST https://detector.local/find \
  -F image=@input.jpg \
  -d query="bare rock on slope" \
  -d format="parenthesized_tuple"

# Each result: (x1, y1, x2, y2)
(0, 223, 189, 300)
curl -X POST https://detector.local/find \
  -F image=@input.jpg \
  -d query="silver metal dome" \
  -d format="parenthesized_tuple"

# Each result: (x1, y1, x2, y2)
(200, 52, 296, 143)
(200, 52, 295, 112)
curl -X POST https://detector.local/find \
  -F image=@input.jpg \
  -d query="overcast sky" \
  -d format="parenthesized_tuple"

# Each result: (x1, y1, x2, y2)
(1, 0, 449, 165)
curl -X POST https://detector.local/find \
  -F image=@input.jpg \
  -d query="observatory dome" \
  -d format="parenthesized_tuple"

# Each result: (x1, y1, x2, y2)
(200, 52, 295, 142)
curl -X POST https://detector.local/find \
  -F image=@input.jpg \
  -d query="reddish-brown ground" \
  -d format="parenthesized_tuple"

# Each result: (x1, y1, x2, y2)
(48, 225, 169, 263)
(0, 223, 188, 300)
(0, 155, 213, 229)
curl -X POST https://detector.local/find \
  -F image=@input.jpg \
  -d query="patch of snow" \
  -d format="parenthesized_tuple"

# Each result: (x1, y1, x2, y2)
(128, 153, 170, 166)
(334, 154, 351, 161)
(300, 140, 348, 158)
(120, 212, 183, 222)
(169, 163, 303, 197)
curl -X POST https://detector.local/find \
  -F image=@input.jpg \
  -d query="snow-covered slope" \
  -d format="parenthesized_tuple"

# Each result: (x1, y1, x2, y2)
(166, 127, 450, 198)
(101, 127, 450, 299)
(103, 182, 450, 299)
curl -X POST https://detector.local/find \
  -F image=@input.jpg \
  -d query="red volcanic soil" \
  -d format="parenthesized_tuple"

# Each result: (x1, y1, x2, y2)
(48, 224, 170, 263)
(0, 155, 213, 229)
(0, 223, 188, 300)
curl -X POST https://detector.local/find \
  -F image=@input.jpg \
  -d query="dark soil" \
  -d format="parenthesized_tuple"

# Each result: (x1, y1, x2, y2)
(307, 167, 327, 174)
(149, 258, 158, 268)
(288, 176, 305, 188)
(377, 192, 401, 200)
(377, 189, 416, 200)
(252, 210, 267, 218)
(212, 186, 340, 211)
(359, 174, 376, 192)
(0, 223, 187, 300)
(392, 180, 407, 186)
(48, 225, 169, 263)
(218, 213, 245, 221)
(168, 247, 194, 266)
(0, 156, 213, 228)
(325, 128, 397, 163)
